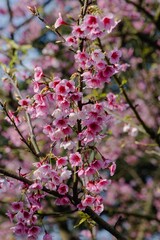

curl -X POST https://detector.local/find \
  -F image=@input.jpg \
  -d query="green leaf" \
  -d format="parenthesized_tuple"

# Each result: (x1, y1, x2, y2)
(121, 78, 127, 87)
(74, 212, 90, 228)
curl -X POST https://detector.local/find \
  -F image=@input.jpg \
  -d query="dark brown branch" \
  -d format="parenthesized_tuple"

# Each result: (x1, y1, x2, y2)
(6, 0, 14, 39)
(104, 209, 160, 223)
(114, 76, 160, 147)
(0, 167, 127, 239)
(97, 38, 160, 147)
(84, 207, 127, 240)
(0, 101, 40, 158)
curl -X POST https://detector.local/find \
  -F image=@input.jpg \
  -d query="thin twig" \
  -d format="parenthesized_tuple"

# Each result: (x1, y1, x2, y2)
(97, 37, 160, 147)
(125, 0, 160, 30)
(0, 101, 39, 158)
(3, 73, 41, 156)
(104, 208, 160, 223)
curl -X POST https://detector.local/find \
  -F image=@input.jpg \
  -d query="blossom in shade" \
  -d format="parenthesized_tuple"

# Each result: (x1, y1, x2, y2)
(28, 226, 41, 238)
(11, 202, 24, 212)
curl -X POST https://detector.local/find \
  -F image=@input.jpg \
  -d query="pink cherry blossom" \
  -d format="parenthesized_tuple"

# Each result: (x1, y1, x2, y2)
(43, 233, 53, 240)
(109, 162, 117, 176)
(58, 183, 69, 195)
(69, 152, 82, 167)
(54, 13, 67, 29)
(34, 67, 43, 81)
(11, 202, 24, 212)
(56, 157, 68, 169)
(108, 49, 122, 64)
(96, 179, 111, 191)
(19, 98, 30, 107)
(82, 195, 95, 207)
(102, 15, 118, 32)
(28, 226, 41, 238)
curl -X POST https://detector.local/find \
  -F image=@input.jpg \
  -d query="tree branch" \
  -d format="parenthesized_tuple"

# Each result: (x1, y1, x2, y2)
(84, 207, 127, 240)
(0, 167, 60, 198)
(104, 208, 160, 223)
(0, 167, 127, 239)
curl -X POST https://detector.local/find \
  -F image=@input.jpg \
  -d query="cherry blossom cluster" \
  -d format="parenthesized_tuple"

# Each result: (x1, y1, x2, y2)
(6, 180, 51, 240)
(65, 14, 119, 43)
(2, 7, 128, 240)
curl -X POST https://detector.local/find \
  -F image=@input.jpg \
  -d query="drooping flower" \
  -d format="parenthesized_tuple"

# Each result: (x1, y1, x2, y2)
(54, 13, 68, 29)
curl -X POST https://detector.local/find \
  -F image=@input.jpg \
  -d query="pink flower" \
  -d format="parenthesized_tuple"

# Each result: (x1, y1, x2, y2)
(91, 160, 104, 170)
(82, 195, 95, 207)
(29, 182, 43, 190)
(22, 210, 31, 220)
(88, 122, 101, 134)
(19, 98, 30, 107)
(60, 167, 72, 181)
(108, 49, 122, 64)
(72, 26, 85, 38)
(58, 183, 69, 195)
(11, 222, 28, 236)
(11, 202, 24, 212)
(83, 15, 98, 26)
(54, 13, 67, 29)
(54, 117, 68, 129)
(43, 233, 53, 240)
(6, 211, 15, 222)
(69, 152, 82, 167)
(85, 166, 96, 176)
(50, 171, 60, 185)
(94, 204, 104, 215)
(102, 15, 117, 33)
(28, 226, 41, 237)
(34, 67, 43, 81)
(0, 8, 7, 15)
(96, 179, 111, 191)
(109, 162, 116, 176)
(56, 157, 68, 169)
(45, 182, 56, 191)
(80, 230, 92, 239)
(34, 93, 46, 106)
(91, 49, 104, 62)
(86, 181, 98, 193)
(102, 65, 115, 79)
(33, 81, 41, 93)
(66, 36, 77, 47)
(55, 197, 70, 206)
(6, 110, 21, 126)
(43, 125, 53, 135)
(77, 203, 86, 211)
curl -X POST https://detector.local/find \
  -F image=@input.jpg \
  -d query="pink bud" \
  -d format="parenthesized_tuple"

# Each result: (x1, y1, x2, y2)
(54, 13, 67, 29)
(109, 162, 116, 176)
